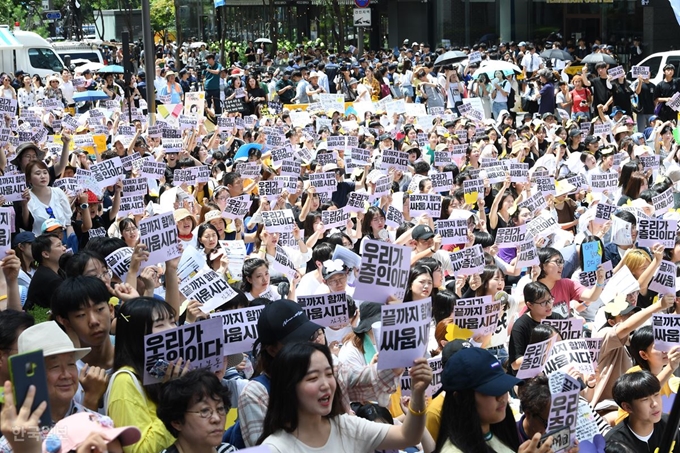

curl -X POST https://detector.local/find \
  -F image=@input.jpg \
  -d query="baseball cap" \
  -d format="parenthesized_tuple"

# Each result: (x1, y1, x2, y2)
(42, 413, 141, 453)
(12, 231, 35, 249)
(86, 190, 100, 205)
(568, 128, 582, 138)
(255, 300, 323, 346)
(412, 225, 435, 241)
(609, 106, 625, 118)
(584, 135, 600, 146)
(353, 302, 382, 334)
(604, 301, 640, 320)
(441, 347, 522, 396)
(41, 218, 63, 233)
(321, 259, 348, 280)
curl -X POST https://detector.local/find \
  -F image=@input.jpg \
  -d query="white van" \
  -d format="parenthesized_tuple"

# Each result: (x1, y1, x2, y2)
(52, 40, 104, 66)
(631, 51, 680, 85)
(0, 26, 64, 78)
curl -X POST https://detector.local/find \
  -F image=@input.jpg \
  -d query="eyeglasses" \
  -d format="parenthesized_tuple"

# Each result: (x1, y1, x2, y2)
(123, 227, 138, 234)
(548, 259, 564, 266)
(95, 268, 113, 280)
(326, 274, 348, 286)
(532, 297, 554, 307)
(186, 405, 227, 419)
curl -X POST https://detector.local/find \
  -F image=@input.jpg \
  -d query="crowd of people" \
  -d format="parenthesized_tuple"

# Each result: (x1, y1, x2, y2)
(0, 35, 677, 453)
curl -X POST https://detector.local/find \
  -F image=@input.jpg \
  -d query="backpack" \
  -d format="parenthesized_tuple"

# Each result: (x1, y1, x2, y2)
(222, 374, 271, 449)
(380, 82, 391, 99)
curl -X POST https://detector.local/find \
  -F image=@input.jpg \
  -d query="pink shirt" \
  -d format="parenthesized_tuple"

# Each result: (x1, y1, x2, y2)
(549, 279, 586, 318)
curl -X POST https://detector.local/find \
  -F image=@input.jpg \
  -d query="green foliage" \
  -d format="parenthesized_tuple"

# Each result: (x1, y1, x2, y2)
(150, 0, 175, 35)
(28, 305, 51, 324)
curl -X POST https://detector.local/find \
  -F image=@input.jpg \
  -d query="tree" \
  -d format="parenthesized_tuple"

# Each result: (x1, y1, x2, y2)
(150, 0, 174, 43)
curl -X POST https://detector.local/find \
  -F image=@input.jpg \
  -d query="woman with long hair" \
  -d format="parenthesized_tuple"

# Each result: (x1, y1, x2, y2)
(119, 218, 140, 248)
(404, 265, 434, 302)
(258, 342, 432, 452)
(22, 160, 72, 236)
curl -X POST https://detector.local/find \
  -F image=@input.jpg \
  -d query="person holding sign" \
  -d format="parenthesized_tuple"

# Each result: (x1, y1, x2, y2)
(22, 160, 73, 237)
(258, 342, 432, 453)
(435, 347, 560, 453)
(241, 258, 293, 302)
(106, 297, 189, 453)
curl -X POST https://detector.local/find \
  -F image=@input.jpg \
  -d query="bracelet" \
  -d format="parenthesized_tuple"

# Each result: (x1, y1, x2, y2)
(429, 247, 436, 253)
(408, 404, 426, 417)
(595, 282, 605, 288)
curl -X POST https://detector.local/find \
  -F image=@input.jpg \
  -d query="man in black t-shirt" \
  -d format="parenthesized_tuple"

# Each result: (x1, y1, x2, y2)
(245, 41, 256, 63)
(654, 64, 679, 122)
(585, 62, 613, 115)
(228, 46, 240, 66)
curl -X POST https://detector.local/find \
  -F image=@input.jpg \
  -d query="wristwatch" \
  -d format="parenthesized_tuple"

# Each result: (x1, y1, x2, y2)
(80, 203, 88, 210)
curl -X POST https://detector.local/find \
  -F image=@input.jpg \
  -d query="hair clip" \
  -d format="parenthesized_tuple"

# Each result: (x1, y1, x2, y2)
(120, 313, 131, 323)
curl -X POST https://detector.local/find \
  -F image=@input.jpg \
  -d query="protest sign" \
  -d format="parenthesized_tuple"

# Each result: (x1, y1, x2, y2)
(0, 98, 17, 117)
(385, 205, 404, 228)
(261, 209, 295, 233)
(346, 192, 370, 214)
(257, 180, 283, 201)
(430, 172, 453, 193)
(482, 162, 507, 184)
(321, 207, 350, 230)
(452, 295, 503, 338)
(53, 177, 79, 197)
(377, 297, 432, 370)
(449, 244, 485, 276)
(270, 145, 295, 164)
(593, 123, 611, 136)
(349, 147, 372, 166)
(435, 218, 468, 245)
(180, 269, 238, 314)
(0, 174, 26, 202)
(535, 176, 556, 198)
(409, 194, 442, 218)
(273, 175, 297, 192)
(177, 245, 206, 281)
(374, 175, 393, 198)
(76, 168, 101, 195)
(509, 162, 529, 183)
(542, 318, 584, 341)
(495, 225, 526, 246)
(308, 171, 337, 193)
(516, 239, 540, 268)
(653, 188, 674, 216)
(143, 317, 223, 384)
(434, 151, 451, 167)
(468, 51, 482, 64)
(546, 375, 580, 452)
(526, 214, 559, 239)
(141, 160, 167, 179)
(607, 65, 625, 79)
(631, 66, 650, 78)
(589, 172, 618, 193)
(518, 191, 547, 214)
(651, 313, 680, 352)
(594, 202, 617, 225)
(637, 218, 677, 249)
(516, 336, 557, 379)
(640, 155, 660, 172)
(581, 241, 603, 272)
(299, 292, 349, 329)
(575, 400, 601, 444)
(649, 260, 677, 295)
(235, 162, 262, 179)
(222, 196, 252, 220)
(401, 356, 444, 397)
(105, 247, 133, 281)
(122, 178, 148, 197)
(578, 260, 613, 289)
(544, 339, 595, 376)
(0, 208, 11, 254)
(118, 195, 145, 216)
(138, 212, 182, 265)
(380, 149, 408, 172)
(355, 239, 411, 303)
(211, 305, 264, 355)
(220, 240, 246, 280)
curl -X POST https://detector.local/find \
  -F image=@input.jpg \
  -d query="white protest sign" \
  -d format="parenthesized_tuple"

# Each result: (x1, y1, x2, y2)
(430, 172, 453, 193)
(76, 168, 101, 195)
(211, 306, 264, 355)
(651, 313, 680, 352)
(138, 212, 183, 265)
(105, 247, 133, 281)
(355, 239, 411, 303)
(454, 295, 504, 337)
(649, 260, 677, 295)
(308, 171, 337, 193)
(516, 336, 557, 380)
(607, 65, 625, 79)
(385, 205, 404, 228)
(53, 178, 79, 197)
(526, 214, 560, 239)
(0, 208, 11, 254)
(222, 196, 252, 220)
(518, 191, 547, 214)
(180, 269, 238, 314)
(594, 203, 617, 225)
(637, 218, 677, 249)
(495, 225, 526, 246)
(177, 245, 207, 281)
(409, 194, 442, 218)
(345, 192, 370, 214)
(261, 209, 295, 233)
(118, 195, 145, 216)
(235, 162, 262, 178)
(593, 123, 611, 136)
(299, 292, 349, 329)
(377, 297, 432, 370)
(449, 244, 485, 276)
(0, 174, 26, 202)
(321, 207, 350, 230)
(122, 178, 148, 197)
(577, 260, 613, 289)
(542, 318, 584, 341)
(143, 317, 223, 384)
(631, 66, 650, 78)
(544, 339, 595, 376)
(508, 162, 529, 183)
(380, 149, 409, 172)
(401, 356, 444, 398)
(468, 51, 482, 64)
(534, 176, 556, 198)
(653, 188, 674, 216)
(141, 160, 167, 179)
(435, 218, 468, 245)
(516, 239, 540, 268)
(257, 180, 283, 201)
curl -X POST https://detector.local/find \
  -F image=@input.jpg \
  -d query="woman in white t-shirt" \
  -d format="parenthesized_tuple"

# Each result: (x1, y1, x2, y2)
(259, 342, 432, 453)
(241, 257, 296, 302)
(490, 70, 511, 120)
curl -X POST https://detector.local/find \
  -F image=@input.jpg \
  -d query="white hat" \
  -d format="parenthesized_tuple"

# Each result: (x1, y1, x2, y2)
(18, 321, 91, 360)
(309, 71, 319, 78)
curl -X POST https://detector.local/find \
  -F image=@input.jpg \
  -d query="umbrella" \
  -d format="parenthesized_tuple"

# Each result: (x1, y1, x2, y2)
(580, 52, 617, 65)
(474, 60, 522, 79)
(73, 90, 110, 102)
(255, 38, 272, 44)
(540, 49, 573, 61)
(97, 65, 125, 74)
(234, 143, 263, 161)
(70, 58, 91, 66)
(434, 50, 467, 66)
(190, 41, 207, 49)
(75, 61, 104, 72)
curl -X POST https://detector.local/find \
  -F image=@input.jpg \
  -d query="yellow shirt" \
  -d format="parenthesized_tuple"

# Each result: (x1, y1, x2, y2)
(106, 367, 175, 453)
(425, 392, 445, 441)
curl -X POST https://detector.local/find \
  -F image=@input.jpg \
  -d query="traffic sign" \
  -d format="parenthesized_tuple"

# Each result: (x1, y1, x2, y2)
(45, 11, 62, 20)
(355, 0, 370, 7)
(353, 8, 371, 27)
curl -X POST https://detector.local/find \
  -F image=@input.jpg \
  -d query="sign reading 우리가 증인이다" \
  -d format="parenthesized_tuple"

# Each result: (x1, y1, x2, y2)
(435, 218, 468, 245)
(180, 269, 239, 314)
(430, 172, 454, 193)
(354, 239, 411, 303)
(494, 225, 526, 247)
(377, 297, 432, 370)
(652, 313, 680, 352)
(525, 214, 560, 239)
(578, 260, 613, 289)
(321, 207, 351, 231)
(385, 205, 404, 228)
(637, 218, 677, 249)
(222, 196, 252, 220)
(261, 209, 296, 233)
(299, 292, 349, 329)
(649, 260, 677, 295)
(345, 192, 370, 213)
(452, 295, 503, 337)
(0, 174, 26, 202)
(211, 305, 264, 355)
(542, 318, 584, 341)
(594, 202, 617, 225)
(308, 171, 338, 193)
(409, 194, 442, 218)
(516, 336, 557, 379)
(143, 317, 223, 385)
(0, 98, 17, 116)
(449, 244, 485, 276)
(138, 212, 183, 265)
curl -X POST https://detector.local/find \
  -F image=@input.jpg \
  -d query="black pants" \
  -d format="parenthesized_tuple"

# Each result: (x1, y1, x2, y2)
(205, 89, 222, 115)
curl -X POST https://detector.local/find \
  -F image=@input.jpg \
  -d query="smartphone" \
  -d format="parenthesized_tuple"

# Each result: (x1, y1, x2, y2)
(149, 359, 171, 379)
(9, 350, 51, 429)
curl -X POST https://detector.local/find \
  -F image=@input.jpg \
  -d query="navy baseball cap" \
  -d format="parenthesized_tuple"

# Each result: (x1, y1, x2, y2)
(12, 231, 35, 249)
(441, 347, 523, 396)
